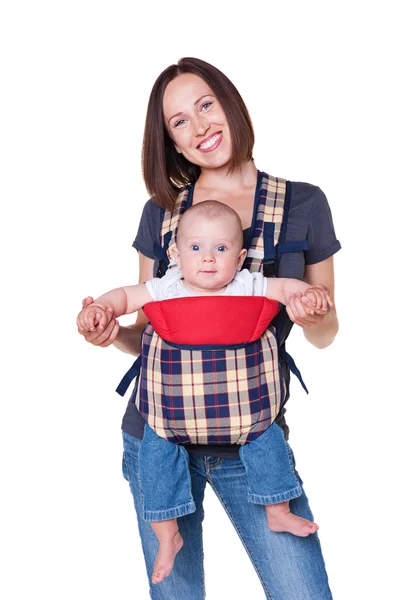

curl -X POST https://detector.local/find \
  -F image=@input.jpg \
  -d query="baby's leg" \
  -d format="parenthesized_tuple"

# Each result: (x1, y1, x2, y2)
(150, 519, 184, 584)
(139, 426, 195, 583)
(266, 501, 319, 536)
(240, 423, 319, 537)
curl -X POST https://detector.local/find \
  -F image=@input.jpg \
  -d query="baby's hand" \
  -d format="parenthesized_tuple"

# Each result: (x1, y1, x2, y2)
(77, 304, 113, 334)
(301, 285, 333, 316)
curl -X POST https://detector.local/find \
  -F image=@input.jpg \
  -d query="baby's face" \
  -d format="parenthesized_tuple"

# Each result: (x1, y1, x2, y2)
(175, 214, 246, 293)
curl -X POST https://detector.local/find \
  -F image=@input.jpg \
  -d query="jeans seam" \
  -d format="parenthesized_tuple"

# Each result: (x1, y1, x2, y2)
(143, 500, 197, 522)
(248, 483, 302, 505)
(207, 458, 222, 470)
(135, 441, 147, 519)
(193, 462, 207, 600)
(208, 480, 274, 600)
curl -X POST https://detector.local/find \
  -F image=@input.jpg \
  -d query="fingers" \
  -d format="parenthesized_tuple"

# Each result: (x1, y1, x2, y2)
(87, 317, 120, 347)
(77, 308, 97, 333)
(94, 310, 110, 332)
(82, 296, 94, 309)
(306, 285, 334, 308)
(98, 319, 120, 347)
(77, 304, 119, 346)
(303, 304, 315, 316)
(77, 303, 115, 333)
(286, 293, 324, 328)
(302, 287, 334, 314)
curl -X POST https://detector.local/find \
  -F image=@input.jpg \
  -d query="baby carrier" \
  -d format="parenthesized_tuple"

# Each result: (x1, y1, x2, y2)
(117, 172, 309, 446)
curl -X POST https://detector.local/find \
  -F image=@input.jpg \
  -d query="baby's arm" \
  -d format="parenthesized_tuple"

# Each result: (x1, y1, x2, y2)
(77, 283, 153, 333)
(91, 283, 153, 317)
(266, 278, 310, 304)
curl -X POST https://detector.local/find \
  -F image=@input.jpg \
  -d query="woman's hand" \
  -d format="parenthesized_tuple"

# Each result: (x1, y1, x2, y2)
(286, 285, 332, 329)
(77, 296, 120, 347)
(301, 284, 334, 315)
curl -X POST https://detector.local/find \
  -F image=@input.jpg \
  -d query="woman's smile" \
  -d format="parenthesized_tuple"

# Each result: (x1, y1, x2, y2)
(197, 132, 223, 152)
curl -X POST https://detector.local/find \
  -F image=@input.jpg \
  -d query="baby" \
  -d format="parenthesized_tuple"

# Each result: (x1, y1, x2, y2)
(77, 201, 332, 584)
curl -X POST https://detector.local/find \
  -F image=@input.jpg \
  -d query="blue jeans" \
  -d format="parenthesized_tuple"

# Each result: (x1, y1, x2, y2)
(139, 423, 302, 520)
(122, 430, 333, 600)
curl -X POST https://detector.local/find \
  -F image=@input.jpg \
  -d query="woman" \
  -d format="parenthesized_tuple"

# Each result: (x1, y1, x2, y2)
(80, 57, 340, 599)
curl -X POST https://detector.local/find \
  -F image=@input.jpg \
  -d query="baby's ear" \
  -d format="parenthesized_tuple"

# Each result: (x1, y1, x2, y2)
(170, 244, 181, 267)
(237, 248, 247, 270)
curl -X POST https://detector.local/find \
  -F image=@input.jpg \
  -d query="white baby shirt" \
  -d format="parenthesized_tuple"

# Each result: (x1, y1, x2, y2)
(145, 268, 268, 301)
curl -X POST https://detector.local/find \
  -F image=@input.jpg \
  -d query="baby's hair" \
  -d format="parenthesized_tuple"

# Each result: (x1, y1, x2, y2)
(178, 200, 244, 247)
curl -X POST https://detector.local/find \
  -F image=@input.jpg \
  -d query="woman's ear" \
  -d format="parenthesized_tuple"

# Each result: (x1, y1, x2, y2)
(237, 248, 247, 271)
(174, 144, 182, 154)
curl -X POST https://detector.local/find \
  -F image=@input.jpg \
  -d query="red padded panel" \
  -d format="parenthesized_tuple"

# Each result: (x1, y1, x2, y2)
(143, 296, 280, 345)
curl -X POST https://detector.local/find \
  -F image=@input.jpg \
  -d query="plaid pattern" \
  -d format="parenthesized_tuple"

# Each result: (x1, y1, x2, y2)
(161, 188, 189, 264)
(137, 173, 287, 445)
(244, 174, 286, 272)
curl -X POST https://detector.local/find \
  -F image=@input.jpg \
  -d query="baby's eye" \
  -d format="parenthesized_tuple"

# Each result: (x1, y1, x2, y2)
(191, 244, 200, 251)
(217, 245, 227, 252)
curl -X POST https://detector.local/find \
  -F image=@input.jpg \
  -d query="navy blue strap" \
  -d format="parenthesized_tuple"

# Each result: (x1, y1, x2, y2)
(154, 231, 173, 277)
(154, 231, 172, 262)
(276, 240, 309, 257)
(153, 242, 165, 261)
(280, 347, 309, 394)
(262, 222, 277, 276)
(116, 355, 142, 397)
(279, 180, 291, 249)
(262, 222, 276, 262)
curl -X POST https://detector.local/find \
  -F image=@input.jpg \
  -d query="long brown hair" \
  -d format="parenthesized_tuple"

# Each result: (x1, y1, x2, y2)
(142, 58, 255, 209)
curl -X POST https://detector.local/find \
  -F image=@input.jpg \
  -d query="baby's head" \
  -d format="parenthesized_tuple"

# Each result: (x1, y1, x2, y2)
(175, 201, 247, 293)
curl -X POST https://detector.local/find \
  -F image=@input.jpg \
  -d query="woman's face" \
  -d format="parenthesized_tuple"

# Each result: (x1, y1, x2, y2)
(163, 73, 232, 170)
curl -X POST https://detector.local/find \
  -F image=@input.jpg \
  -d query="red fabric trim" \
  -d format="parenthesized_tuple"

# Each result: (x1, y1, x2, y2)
(143, 297, 280, 345)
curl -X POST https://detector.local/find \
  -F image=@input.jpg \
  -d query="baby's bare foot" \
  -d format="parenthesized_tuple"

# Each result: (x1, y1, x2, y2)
(266, 502, 319, 537)
(152, 531, 184, 584)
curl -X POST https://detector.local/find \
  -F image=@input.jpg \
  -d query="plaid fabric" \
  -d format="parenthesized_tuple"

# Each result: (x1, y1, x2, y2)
(244, 174, 286, 272)
(161, 188, 189, 264)
(137, 173, 287, 445)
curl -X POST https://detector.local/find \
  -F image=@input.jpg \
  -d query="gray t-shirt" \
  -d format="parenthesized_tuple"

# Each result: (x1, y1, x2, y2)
(121, 179, 341, 458)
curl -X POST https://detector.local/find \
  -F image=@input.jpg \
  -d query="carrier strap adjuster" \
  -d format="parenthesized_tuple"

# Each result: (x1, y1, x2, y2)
(262, 256, 278, 277)
(116, 355, 142, 397)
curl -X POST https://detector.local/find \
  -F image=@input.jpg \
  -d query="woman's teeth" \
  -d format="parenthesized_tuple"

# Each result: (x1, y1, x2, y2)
(199, 133, 221, 150)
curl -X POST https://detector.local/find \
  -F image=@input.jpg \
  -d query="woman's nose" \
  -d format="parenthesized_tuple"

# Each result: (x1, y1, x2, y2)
(192, 115, 209, 137)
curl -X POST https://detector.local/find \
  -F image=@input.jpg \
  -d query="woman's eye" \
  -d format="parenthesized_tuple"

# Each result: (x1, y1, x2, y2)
(217, 246, 227, 252)
(201, 101, 212, 111)
(174, 119, 186, 128)
(191, 245, 200, 251)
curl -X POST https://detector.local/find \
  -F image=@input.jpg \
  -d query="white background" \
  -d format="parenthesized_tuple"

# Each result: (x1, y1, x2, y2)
(1, 1, 398, 598)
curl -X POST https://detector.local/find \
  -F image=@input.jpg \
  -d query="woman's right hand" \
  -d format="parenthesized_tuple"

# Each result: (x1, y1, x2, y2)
(78, 296, 120, 347)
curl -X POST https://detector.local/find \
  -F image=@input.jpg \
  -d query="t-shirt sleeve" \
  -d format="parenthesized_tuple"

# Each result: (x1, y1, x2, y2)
(145, 268, 183, 300)
(304, 187, 341, 265)
(132, 199, 163, 259)
(230, 270, 267, 296)
(145, 277, 162, 301)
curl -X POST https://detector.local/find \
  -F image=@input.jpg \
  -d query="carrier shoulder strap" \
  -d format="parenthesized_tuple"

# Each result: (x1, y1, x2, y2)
(273, 180, 309, 393)
(154, 189, 190, 277)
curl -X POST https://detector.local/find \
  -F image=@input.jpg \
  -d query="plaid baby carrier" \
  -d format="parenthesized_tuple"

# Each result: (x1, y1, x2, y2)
(117, 172, 309, 445)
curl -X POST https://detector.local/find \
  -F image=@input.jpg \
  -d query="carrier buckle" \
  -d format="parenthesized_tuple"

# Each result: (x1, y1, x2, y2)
(262, 256, 277, 277)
